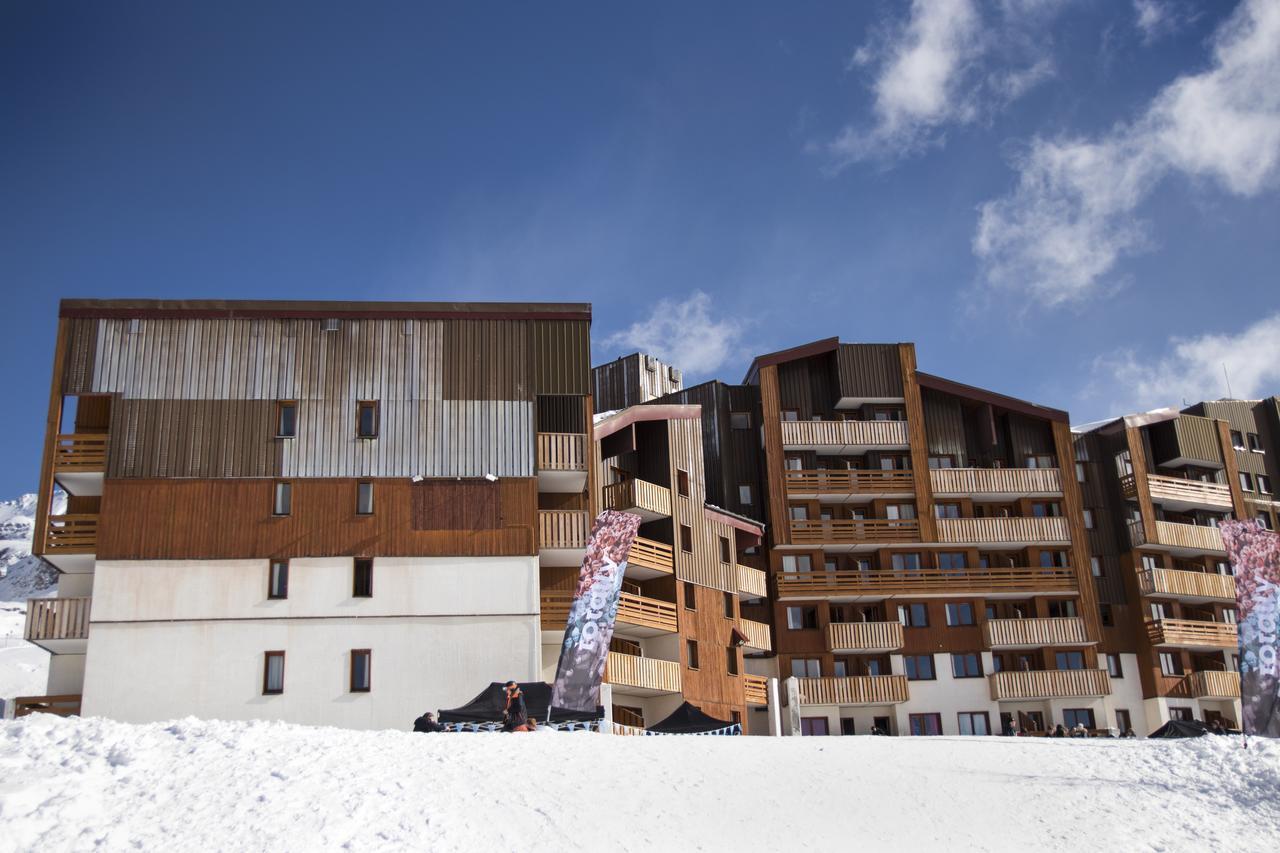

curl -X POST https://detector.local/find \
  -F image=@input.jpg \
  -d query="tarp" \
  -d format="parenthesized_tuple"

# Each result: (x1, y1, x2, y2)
(437, 682, 600, 725)
(1148, 719, 1209, 739)
(646, 701, 739, 735)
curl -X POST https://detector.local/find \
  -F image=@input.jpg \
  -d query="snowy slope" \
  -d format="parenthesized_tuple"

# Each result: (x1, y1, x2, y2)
(1, 716, 1277, 852)
(0, 493, 59, 705)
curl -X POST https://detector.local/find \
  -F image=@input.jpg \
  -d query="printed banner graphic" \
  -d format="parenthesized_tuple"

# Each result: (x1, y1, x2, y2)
(1220, 519, 1280, 737)
(550, 510, 642, 714)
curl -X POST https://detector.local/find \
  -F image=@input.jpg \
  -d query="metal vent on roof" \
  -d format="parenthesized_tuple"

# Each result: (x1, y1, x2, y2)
(669, 367, 682, 384)
(645, 355, 657, 372)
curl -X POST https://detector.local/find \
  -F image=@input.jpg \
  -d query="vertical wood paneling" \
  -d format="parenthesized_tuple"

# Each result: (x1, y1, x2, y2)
(836, 344, 904, 399)
(899, 344, 937, 541)
(758, 365, 790, 545)
(1053, 420, 1103, 663)
(922, 388, 968, 464)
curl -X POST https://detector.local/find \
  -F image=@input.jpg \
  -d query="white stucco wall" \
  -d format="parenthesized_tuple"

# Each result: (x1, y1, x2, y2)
(47, 654, 85, 696)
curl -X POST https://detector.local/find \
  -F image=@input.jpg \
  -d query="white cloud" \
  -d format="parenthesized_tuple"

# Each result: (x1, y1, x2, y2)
(1133, 0, 1199, 43)
(600, 291, 747, 378)
(974, 0, 1280, 307)
(1093, 312, 1280, 412)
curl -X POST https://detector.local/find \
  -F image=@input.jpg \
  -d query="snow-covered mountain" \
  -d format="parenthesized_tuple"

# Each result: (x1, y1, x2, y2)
(0, 492, 61, 603)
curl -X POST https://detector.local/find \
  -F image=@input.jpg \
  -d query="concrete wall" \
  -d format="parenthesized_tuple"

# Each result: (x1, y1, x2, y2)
(47, 654, 85, 695)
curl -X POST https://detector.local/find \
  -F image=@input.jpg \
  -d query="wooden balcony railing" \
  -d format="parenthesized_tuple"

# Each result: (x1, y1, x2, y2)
(1146, 618, 1238, 649)
(13, 694, 82, 718)
(736, 565, 768, 598)
(775, 567, 1076, 599)
(1121, 474, 1233, 509)
(930, 467, 1062, 496)
(25, 597, 91, 643)
(796, 675, 909, 706)
(790, 518, 920, 545)
(605, 652, 681, 694)
(536, 432, 587, 472)
(1138, 569, 1236, 602)
(612, 706, 646, 728)
(988, 669, 1112, 701)
(627, 536, 674, 575)
(44, 514, 98, 553)
(52, 433, 108, 471)
(602, 478, 671, 518)
(1187, 670, 1241, 699)
(1128, 520, 1225, 553)
(825, 621, 904, 653)
(540, 592, 677, 634)
(785, 469, 914, 496)
(780, 419, 909, 448)
(935, 516, 1070, 545)
(983, 617, 1091, 649)
(744, 674, 769, 706)
(739, 618, 772, 651)
(538, 510, 589, 550)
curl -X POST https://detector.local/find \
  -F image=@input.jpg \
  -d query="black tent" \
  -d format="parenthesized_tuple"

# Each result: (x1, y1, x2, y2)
(645, 701, 740, 735)
(437, 682, 600, 725)
(1149, 719, 1209, 738)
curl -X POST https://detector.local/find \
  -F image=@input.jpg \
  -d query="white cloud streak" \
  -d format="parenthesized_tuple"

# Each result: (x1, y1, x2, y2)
(974, 0, 1280, 307)
(600, 291, 747, 378)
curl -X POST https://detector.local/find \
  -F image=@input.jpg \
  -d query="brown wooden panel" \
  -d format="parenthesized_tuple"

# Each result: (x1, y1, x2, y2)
(678, 582, 746, 719)
(35, 319, 70, 555)
(1053, 420, 1102, 665)
(836, 343, 904, 399)
(411, 480, 499, 530)
(758, 365, 790, 545)
(441, 319, 530, 401)
(97, 477, 537, 560)
(1215, 419, 1250, 519)
(61, 317, 98, 395)
(900, 344, 937, 541)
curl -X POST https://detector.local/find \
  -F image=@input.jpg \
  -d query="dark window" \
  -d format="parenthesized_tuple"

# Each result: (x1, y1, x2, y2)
(905, 655, 935, 680)
(738, 484, 753, 505)
(909, 713, 942, 736)
(1239, 472, 1254, 492)
(726, 646, 739, 675)
(1100, 604, 1114, 626)
(276, 401, 297, 438)
(353, 558, 373, 598)
(350, 649, 371, 692)
(719, 536, 732, 564)
(937, 552, 967, 571)
(273, 481, 292, 516)
(676, 469, 690, 497)
(1056, 651, 1085, 670)
(686, 640, 699, 670)
(934, 503, 961, 519)
(1062, 708, 1095, 730)
(1106, 654, 1123, 677)
(951, 653, 982, 678)
(1169, 707, 1193, 721)
(781, 410, 799, 421)
(1048, 599, 1077, 618)
(268, 560, 289, 599)
(800, 717, 829, 736)
(1160, 652, 1183, 676)
(1116, 709, 1132, 733)
(680, 524, 693, 553)
(791, 658, 821, 678)
(357, 401, 379, 438)
(840, 718, 856, 736)
(729, 412, 751, 430)
(1247, 432, 1263, 452)
(263, 651, 285, 695)
(899, 603, 929, 627)
(957, 712, 990, 735)
(683, 581, 696, 610)
(723, 591, 735, 619)
(945, 603, 975, 626)
(786, 606, 818, 630)
(1230, 430, 1245, 449)
(356, 481, 374, 515)
(1040, 551, 1068, 568)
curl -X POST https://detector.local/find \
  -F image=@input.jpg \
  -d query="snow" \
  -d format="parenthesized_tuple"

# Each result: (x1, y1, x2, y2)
(0, 493, 57, 711)
(2, 716, 1277, 852)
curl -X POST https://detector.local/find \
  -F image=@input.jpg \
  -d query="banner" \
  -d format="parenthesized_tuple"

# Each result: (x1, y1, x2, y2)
(1220, 519, 1280, 737)
(550, 510, 642, 714)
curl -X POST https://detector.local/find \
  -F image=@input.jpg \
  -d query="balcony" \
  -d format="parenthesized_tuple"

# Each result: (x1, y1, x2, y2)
(739, 618, 772, 652)
(44, 514, 98, 554)
(935, 517, 1070, 546)
(988, 669, 1112, 701)
(737, 565, 768, 599)
(537, 510, 589, 567)
(605, 652, 682, 696)
(825, 621, 904, 653)
(1121, 473, 1233, 512)
(13, 694, 81, 718)
(1128, 519, 1225, 555)
(540, 592, 677, 638)
(1146, 618, 1238, 650)
(626, 536, 674, 580)
(789, 518, 920, 550)
(785, 469, 914, 501)
(930, 467, 1062, 498)
(744, 674, 769, 706)
(983, 617, 1092, 649)
(52, 433, 108, 497)
(1187, 670, 1241, 699)
(535, 432, 588, 493)
(796, 675, 909, 706)
(775, 567, 1076, 601)
(780, 419, 909, 453)
(1138, 569, 1235, 603)
(24, 596, 91, 654)
(603, 477, 671, 522)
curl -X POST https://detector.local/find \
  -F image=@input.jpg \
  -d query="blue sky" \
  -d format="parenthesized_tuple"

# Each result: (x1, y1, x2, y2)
(3, 0, 1279, 497)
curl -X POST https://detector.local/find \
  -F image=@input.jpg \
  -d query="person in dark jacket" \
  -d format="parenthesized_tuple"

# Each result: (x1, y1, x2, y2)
(1052, 724, 1068, 738)
(413, 711, 444, 733)
(502, 681, 528, 732)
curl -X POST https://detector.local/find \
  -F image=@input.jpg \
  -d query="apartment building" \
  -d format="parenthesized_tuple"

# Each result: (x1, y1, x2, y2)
(24, 299, 594, 728)
(1072, 400, 1275, 731)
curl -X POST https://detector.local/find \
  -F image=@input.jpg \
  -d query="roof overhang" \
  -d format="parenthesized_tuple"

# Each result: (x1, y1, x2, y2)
(59, 299, 591, 322)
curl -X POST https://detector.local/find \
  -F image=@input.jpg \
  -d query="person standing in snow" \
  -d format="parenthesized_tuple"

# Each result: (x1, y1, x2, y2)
(1071, 723, 1088, 738)
(1052, 724, 1068, 738)
(413, 711, 444, 733)
(502, 681, 528, 733)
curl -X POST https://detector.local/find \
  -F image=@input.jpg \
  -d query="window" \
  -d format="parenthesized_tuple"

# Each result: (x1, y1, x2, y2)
(719, 536, 732, 564)
(1075, 463, 1086, 483)
(898, 603, 929, 627)
(1224, 608, 1237, 624)
(785, 456, 803, 471)
(1115, 709, 1132, 733)
(800, 717, 829, 736)
(738, 484, 753, 505)
(353, 558, 373, 598)
(791, 658, 821, 678)
(934, 503, 961, 519)
(1039, 551, 1068, 568)
(1230, 430, 1245, 450)
(928, 455, 955, 469)
(832, 659, 848, 677)
(676, 469, 690, 497)
(1055, 651, 1084, 670)
(1169, 707, 1193, 722)
(680, 524, 693, 553)
(1062, 708, 1095, 730)
(356, 481, 374, 515)
(268, 560, 289, 599)
(1047, 599, 1077, 618)
(685, 640, 699, 670)
(356, 401, 379, 438)
(789, 506, 808, 521)
(1141, 554, 1163, 571)
(957, 712, 990, 736)
(1082, 509, 1095, 529)
(263, 651, 285, 695)
(350, 649, 371, 692)
(276, 401, 297, 438)
(781, 555, 812, 573)
(891, 553, 922, 572)
(781, 410, 799, 421)
(683, 581, 697, 610)
(787, 606, 818, 630)
(909, 713, 942, 736)
(725, 646, 739, 676)
(1100, 604, 1113, 626)
(1026, 454, 1054, 469)
(840, 718, 856, 736)
(951, 653, 982, 678)
(1150, 601, 1170, 620)
(1258, 475, 1273, 494)
(1247, 432, 1263, 452)
(1106, 654, 1123, 678)
(1239, 472, 1254, 492)
(905, 655, 935, 680)
(723, 591, 735, 619)
(1091, 557, 1103, 577)
(1258, 512, 1274, 530)
(273, 481, 292, 516)
(945, 603, 975, 626)
(885, 504, 916, 520)
(1160, 652, 1183, 676)
(937, 552, 967, 571)
(730, 412, 751, 429)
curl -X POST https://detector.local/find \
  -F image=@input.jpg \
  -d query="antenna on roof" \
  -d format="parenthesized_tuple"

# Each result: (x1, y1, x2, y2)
(1223, 363, 1233, 399)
